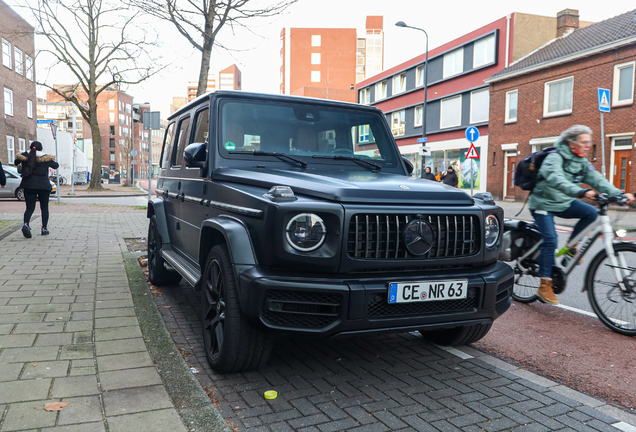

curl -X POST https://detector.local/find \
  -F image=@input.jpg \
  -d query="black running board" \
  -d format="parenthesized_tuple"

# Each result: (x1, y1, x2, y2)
(162, 249, 201, 288)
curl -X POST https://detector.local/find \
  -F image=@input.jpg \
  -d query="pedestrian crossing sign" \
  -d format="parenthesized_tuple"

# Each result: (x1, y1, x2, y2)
(466, 143, 480, 159)
(598, 88, 610, 113)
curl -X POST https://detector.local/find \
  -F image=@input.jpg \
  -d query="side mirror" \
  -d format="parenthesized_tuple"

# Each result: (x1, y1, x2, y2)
(402, 157, 414, 175)
(184, 142, 207, 168)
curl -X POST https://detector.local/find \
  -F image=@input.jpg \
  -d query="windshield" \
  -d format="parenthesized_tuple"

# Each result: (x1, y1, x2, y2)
(219, 99, 399, 168)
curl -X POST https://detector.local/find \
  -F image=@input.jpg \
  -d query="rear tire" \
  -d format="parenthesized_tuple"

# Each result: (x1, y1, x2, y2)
(511, 259, 539, 303)
(420, 323, 492, 346)
(15, 187, 25, 201)
(202, 244, 272, 373)
(147, 215, 182, 286)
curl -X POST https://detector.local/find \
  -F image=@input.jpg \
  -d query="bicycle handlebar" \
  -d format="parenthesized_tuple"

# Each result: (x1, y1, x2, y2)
(595, 193, 629, 206)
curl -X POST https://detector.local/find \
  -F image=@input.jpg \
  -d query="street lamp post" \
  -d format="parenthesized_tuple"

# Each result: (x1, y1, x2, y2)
(396, 21, 428, 179)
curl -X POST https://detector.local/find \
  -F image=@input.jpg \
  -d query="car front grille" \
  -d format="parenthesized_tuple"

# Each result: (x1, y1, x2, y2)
(347, 214, 480, 260)
(262, 290, 341, 329)
(495, 277, 513, 315)
(367, 287, 479, 318)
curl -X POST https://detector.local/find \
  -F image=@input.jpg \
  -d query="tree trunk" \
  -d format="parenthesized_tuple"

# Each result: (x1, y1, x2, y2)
(87, 97, 104, 191)
(196, 19, 215, 97)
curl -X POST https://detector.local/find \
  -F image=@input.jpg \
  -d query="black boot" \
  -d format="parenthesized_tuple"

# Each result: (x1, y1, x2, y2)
(41, 227, 49, 236)
(22, 224, 32, 238)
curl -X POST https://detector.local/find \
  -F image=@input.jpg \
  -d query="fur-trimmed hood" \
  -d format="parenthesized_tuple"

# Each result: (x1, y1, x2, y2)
(15, 153, 56, 163)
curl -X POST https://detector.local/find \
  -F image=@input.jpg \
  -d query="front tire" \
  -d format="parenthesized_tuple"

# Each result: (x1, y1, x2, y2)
(147, 215, 182, 286)
(202, 244, 272, 373)
(511, 259, 539, 303)
(420, 323, 492, 346)
(586, 242, 636, 336)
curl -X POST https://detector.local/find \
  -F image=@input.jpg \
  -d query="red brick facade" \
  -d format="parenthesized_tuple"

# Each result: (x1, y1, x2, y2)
(488, 45, 636, 200)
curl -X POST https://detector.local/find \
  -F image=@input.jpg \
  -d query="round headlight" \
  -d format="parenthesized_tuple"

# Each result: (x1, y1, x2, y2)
(285, 213, 327, 252)
(484, 215, 500, 248)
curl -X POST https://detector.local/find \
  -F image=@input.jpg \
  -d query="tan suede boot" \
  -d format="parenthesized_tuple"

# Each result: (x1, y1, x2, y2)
(537, 277, 559, 304)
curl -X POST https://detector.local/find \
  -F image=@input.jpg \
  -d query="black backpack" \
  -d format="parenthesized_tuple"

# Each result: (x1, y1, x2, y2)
(514, 147, 559, 192)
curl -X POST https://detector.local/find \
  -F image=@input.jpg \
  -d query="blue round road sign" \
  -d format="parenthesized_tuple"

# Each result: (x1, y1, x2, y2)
(465, 126, 480, 143)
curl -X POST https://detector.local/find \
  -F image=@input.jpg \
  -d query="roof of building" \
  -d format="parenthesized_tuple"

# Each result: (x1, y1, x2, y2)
(489, 9, 636, 81)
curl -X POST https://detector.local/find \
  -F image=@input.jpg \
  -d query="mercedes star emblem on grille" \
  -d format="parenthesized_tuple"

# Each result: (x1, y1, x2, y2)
(399, 185, 410, 190)
(404, 219, 434, 256)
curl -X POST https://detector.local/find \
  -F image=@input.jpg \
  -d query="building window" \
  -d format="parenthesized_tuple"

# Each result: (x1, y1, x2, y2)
(443, 48, 463, 78)
(310, 71, 320, 82)
(544, 76, 573, 116)
(416, 65, 426, 87)
(14, 47, 23, 75)
(505, 90, 518, 123)
(26, 99, 33, 118)
(25, 55, 33, 80)
(7, 136, 15, 162)
(470, 88, 489, 124)
(358, 124, 370, 143)
(311, 53, 320, 65)
(2, 39, 11, 68)
(375, 80, 387, 100)
(4, 88, 13, 116)
(109, 112, 115, 123)
(18, 138, 25, 153)
(311, 35, 321, 47)
(613, 61, 634, 106)
(358, 87, 369, 105)
(110, 138, 115, 148)
(110, 164, 116, 170)
(109, 99, 115, 110)
(473, 34, 496, 68)
(440, 95, 462, 129)
(392, 74, 406, 95)
(110, 152, 116, 162)
(391, 110, 405, 136)
(414, 105, 423, 127)
(110, 125, 115, 135)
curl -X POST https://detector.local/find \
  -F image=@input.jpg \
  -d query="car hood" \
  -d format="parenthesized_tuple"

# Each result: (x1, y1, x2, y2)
(213, 168, 475, 205)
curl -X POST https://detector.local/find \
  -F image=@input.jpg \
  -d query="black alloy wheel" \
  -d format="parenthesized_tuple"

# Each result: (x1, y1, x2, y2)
(202, 255, 226, 363)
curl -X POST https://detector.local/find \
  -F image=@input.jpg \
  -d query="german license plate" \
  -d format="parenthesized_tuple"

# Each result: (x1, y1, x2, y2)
(388, 280, 468, 304)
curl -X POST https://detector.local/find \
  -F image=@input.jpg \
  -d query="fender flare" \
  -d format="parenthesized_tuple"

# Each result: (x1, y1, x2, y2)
(147, 198, 171, 245)
(199, 216, 257, 268)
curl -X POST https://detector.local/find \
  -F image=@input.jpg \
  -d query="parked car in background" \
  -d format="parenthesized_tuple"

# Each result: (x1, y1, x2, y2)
(0, 165, 56, 201)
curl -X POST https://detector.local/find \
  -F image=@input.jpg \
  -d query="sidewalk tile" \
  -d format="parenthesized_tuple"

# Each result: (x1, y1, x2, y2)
(95, 317, 138, 328)
(8, 297, 52, 304)
(57, 395, 103, 425)
(41, 423, 106, 432)
(99, 366, 162, 391)
(0, 313, 45, 324)
(51, 375, 99, 397)
(0, 334, 36, 348)
(0, 363, 23, 382)
(70, 359, 96, 376)
(95, 326, 142, 341)
(0, 323, 14, 334)
(106, 409, 188, 432)
(95, 337, 146, 356)
(59, 344, 94, 360)
(0, 305, 27, 314)
(35, 333, 74, 346)
(0, 400, 58, 431)
(96, 352, 154, 372)
(95, 299, 134, 309)
(45, 312, 72, 322)
(0, 346, 59, 363)
(64, 321, 92, 332)
(102, 385, 173, 416)
(13, 322, 65, 334)
(27, 304, 71, 313)
(20, 361, 70, 379)
(73, 331, 93, 344)
(94, 308, 135, 318)
(0, 379, 52, 403)
(70, 303, 93, 312)
(71, 311, 94, 321)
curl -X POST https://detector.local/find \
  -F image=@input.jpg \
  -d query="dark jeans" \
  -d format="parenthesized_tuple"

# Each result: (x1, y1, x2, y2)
(24, 189, 50, 227)
(530, 200, 598, 278)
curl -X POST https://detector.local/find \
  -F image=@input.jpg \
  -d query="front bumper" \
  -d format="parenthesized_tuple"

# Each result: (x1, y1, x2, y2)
(237, 261, 514, 337)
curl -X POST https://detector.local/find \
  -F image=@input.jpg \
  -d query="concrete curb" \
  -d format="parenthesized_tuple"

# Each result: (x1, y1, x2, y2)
(62, 194, 148, 198)
(123, 252, 229, 432)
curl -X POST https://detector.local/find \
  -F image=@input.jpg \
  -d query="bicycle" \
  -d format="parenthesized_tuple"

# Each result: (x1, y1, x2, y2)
(501, 194, 636, 336)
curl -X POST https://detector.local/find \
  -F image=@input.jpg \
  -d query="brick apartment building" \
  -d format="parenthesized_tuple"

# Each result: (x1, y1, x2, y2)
(486, 9, 636, 200)
(47, 87, 151, 179)
(1, 0, 36, 165)
(280, 16, 384, 103)
(186, 64, 242, 102)
(355, 10, 592, 189)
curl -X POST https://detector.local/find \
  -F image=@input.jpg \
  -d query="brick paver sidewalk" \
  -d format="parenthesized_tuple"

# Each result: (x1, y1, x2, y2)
(0, 212, 223, 432)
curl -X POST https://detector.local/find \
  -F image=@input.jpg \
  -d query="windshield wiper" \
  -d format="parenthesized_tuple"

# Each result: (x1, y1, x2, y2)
(312, 155, 381, 171)
(231, 150, 307, 168)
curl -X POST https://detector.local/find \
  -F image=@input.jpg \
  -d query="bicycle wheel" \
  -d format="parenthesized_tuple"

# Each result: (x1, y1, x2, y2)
(511, 258, 539, 303)
(586, 242, 636, 336)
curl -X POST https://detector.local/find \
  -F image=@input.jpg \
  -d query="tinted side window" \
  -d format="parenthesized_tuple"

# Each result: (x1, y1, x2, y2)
(171, 117, 191, 168)
(192, 108, 210, 144)
(160, 122, 175, 169)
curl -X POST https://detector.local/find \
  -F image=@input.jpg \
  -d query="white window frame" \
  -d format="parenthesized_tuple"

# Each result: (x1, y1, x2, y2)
(416, 65, 426, 87)
(310, 70, 320, 82)
(391, 110, 405, 137)
(505, 90, 518, 123)
(311, 53, 321, 65)
(469, 88, 489, 124)
(2, 39, 11, 69)
(358, 87, 369, 105)
(375, 81, 387, 100)
(311, 35, 321, 47)
(18, 138, 26, 153)
(473, 34, 496, 68)
(612, 61, 635, 106)
(26, 99, 33, 118)
(109, 99, 115, 110)
(414, 105, 423, 127)
(440, 95, 462, 129)
(4, 88, 13, 116)
(543, 76, 574, 117)
(443, 48, 464, 78)
(25, 55, 33, 80)
(14, 47, 23, 75)
(7, 136, 15, 162)
(392, 74, 406, 95)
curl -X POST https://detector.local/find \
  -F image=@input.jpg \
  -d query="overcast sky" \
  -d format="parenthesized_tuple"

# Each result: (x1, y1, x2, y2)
(25, 0, 635, 119)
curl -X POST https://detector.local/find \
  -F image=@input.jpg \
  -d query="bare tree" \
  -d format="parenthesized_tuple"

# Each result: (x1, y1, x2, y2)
(27, 0, 160, 190)
(130, 0, 296, 98)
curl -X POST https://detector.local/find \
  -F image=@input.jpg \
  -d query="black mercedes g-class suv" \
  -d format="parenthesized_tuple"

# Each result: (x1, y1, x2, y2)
(148, 91, 513, 373)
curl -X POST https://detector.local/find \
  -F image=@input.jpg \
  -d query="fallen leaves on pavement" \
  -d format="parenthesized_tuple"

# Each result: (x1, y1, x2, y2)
(44, 402, 70, 412)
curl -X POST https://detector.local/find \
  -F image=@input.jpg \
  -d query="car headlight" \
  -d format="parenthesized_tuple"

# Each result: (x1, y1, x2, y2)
(285, 213, 326, 252)
(485, 215, 500, 248)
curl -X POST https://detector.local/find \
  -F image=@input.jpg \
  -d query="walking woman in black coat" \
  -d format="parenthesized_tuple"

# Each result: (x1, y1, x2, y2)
(422, 166, 438, 181)
(14, 141, 59, 238)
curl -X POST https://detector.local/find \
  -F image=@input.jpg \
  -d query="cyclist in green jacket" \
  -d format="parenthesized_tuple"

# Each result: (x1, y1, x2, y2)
(530, 125, 635, 304)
